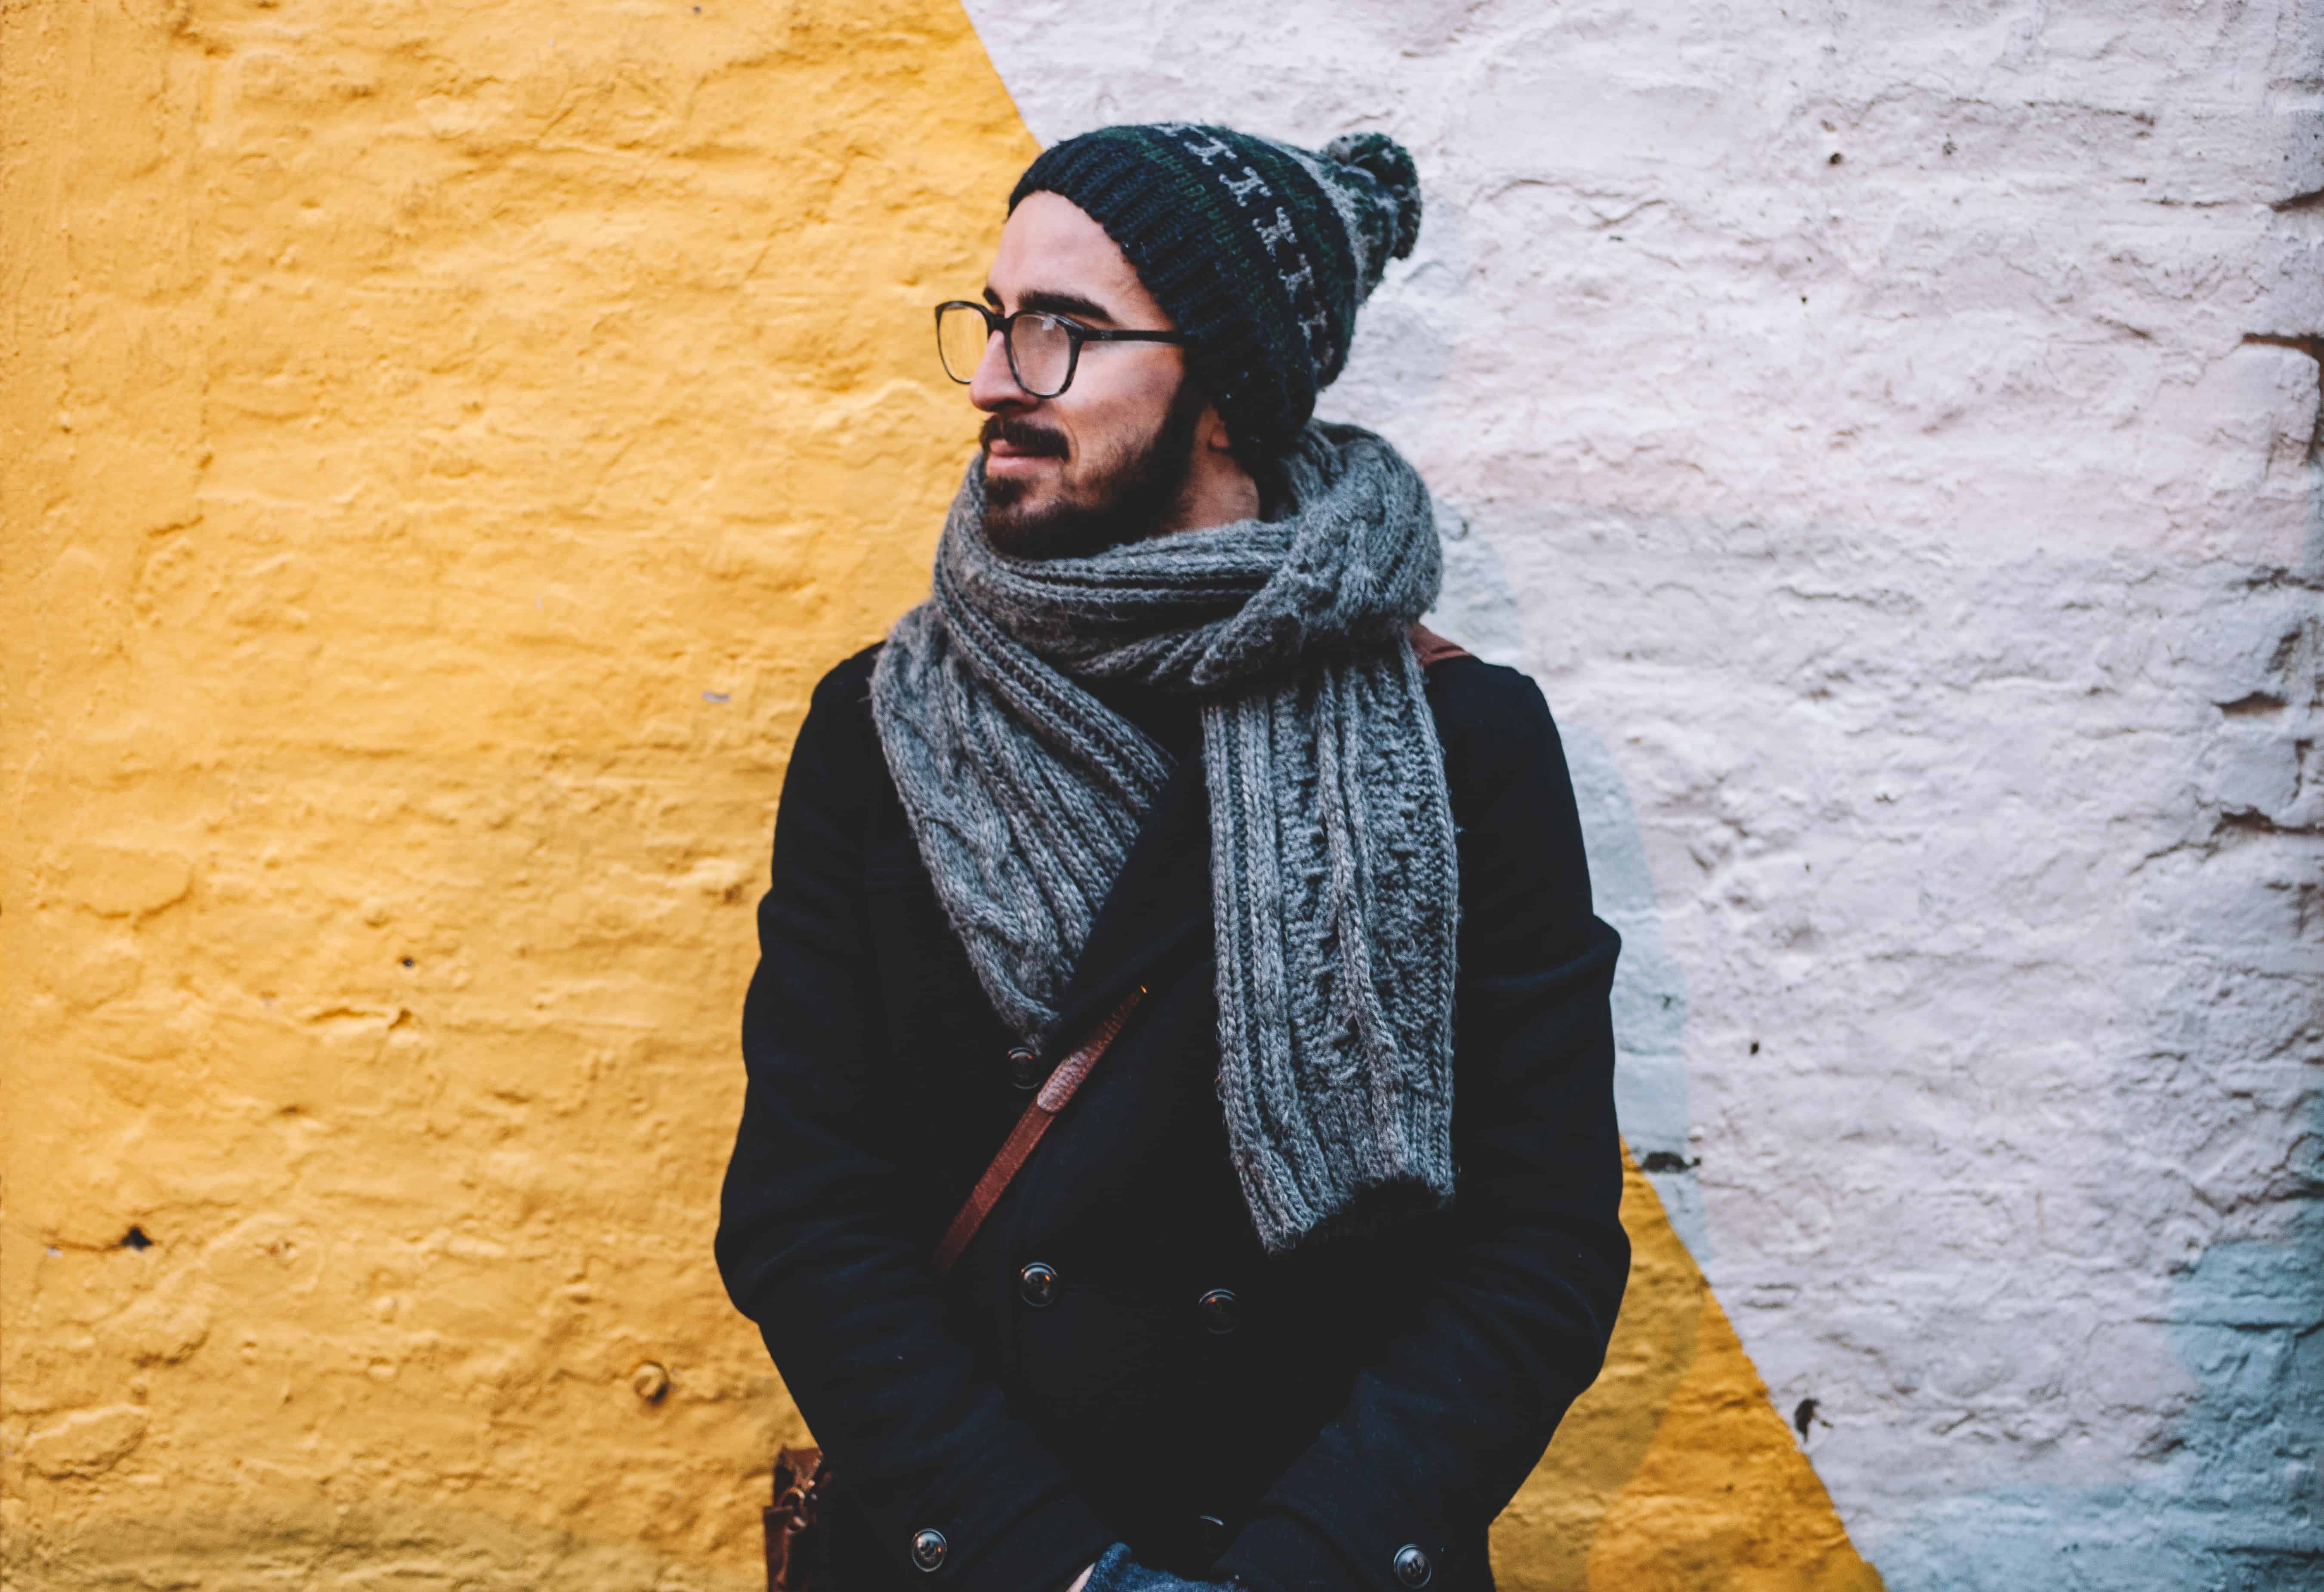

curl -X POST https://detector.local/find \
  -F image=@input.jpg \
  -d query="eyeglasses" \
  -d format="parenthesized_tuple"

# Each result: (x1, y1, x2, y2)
(934, 300, 1187, 399)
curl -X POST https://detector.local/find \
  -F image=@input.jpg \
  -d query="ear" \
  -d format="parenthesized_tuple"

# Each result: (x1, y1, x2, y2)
(1196, 399, 1239, 456)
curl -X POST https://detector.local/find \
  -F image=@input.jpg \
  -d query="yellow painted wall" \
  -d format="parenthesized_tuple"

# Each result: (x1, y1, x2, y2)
(1505, 1162, 1884, 1592)
(0, 0, 1879, 1586)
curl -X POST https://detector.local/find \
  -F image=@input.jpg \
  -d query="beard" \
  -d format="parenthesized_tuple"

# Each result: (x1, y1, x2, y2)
(980, 377, 1209, 560)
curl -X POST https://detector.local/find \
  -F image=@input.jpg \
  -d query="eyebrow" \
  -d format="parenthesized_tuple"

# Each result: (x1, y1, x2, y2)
(982, 285, 1120, 325)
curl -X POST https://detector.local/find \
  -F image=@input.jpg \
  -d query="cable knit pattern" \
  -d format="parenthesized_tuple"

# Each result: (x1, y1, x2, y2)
(871, 421, 1459, 1252)
(1079, 1543, 1229, 1592)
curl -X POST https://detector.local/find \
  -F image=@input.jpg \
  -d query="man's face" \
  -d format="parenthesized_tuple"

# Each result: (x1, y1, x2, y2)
(970, 192, 1205, 560)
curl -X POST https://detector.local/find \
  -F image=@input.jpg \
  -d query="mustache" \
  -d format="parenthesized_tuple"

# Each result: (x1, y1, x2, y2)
(980, 414, 1069, 459)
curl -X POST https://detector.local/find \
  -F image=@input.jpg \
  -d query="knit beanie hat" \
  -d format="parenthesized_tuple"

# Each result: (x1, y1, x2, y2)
(1007, 123, 1422, 466)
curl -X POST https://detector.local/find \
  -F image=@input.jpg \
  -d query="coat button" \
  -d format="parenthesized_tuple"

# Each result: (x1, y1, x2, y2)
(1393, 1545, 1432, 1589)
(1007, 1046, 1041, 1090)
(910, 1528, 948, 1572)
(1018, 1261, 1060, 1308)
(1197, 1288, 1241, 1335)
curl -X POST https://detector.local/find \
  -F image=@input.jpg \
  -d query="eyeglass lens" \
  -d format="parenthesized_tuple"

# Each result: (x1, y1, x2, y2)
(936, 305, 1075, 397)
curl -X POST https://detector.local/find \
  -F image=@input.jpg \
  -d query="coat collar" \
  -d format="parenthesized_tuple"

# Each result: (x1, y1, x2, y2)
(1040, 746, 1211, 1058)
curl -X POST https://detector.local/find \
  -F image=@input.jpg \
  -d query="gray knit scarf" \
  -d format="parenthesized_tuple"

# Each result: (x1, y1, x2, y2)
(871, 421, 1458, 1252)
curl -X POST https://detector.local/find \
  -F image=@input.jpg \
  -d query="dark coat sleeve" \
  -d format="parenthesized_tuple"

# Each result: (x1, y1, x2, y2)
(1214, 661, 1630, 1592)
(715, 655, 1117, 1592)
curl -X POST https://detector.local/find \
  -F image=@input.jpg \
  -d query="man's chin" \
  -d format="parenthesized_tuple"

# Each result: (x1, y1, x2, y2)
(986, 501, 1086, 560)
(983, 457, 1052, 517)
(984, 487, 1120, 562)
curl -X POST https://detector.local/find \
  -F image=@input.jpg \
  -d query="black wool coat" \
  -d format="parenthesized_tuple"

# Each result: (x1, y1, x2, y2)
(716, 643, 1628, 1592)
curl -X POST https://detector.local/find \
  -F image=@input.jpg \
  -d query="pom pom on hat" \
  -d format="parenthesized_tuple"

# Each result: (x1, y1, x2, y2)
(1323, 131, 1423, 263)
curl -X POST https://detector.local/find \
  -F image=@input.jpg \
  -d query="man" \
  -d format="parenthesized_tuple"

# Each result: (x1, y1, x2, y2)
(717, 124, 1627, 1592)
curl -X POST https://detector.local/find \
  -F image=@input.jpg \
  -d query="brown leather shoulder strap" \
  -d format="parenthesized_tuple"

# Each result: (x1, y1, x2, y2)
(930, 984, 1146, 1278)
(1407, 623, 1471, 668)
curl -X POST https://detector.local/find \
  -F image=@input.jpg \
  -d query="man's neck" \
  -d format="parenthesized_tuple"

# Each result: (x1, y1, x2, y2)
(1162, 449, 1262, 534)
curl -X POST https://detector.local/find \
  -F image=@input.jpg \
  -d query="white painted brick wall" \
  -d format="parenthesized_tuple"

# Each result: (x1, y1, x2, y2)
(961, 3, 2324, 1583)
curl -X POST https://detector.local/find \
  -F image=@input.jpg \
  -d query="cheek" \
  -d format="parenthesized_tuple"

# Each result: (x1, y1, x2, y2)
(1051, 377, 1162, 471)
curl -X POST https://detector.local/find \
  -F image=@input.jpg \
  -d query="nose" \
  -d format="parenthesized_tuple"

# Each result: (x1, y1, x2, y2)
(968, 325, 1035, 414)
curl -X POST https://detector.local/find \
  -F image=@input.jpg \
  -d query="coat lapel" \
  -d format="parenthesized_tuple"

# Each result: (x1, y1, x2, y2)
(1041, 746, 1212, 1057)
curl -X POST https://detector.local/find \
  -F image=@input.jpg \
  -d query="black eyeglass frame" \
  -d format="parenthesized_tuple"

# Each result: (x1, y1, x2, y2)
(933, 300, 1187, 399)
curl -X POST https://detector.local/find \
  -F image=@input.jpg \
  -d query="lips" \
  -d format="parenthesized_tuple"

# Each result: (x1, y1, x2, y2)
(984, 448, 1056, 483)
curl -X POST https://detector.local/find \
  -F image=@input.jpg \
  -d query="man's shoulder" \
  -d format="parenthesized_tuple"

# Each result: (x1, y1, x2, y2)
(1420, 648, 1557, 745)
(800, 641, 888, 734)
(813, 640, 885, 701)
(785, 643, 889, 790)
(1418, 647, 1574, 821)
